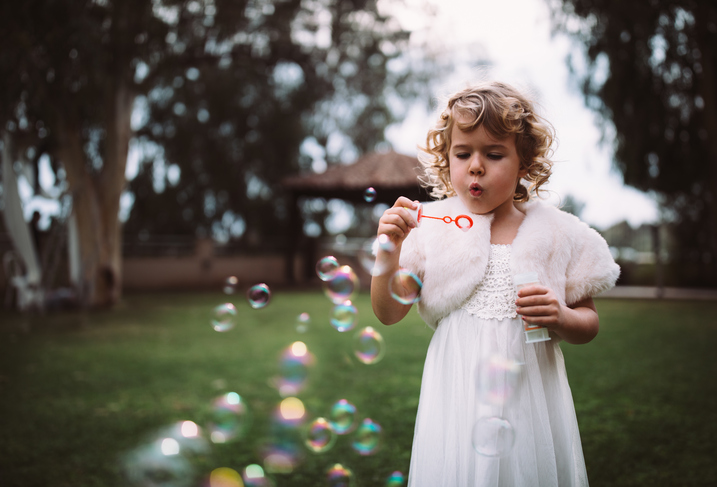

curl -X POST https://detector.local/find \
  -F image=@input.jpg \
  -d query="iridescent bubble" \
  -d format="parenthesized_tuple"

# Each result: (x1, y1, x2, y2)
(276, 342, 314, 397)
(278, 397, 306, 425)
(357, 239, 388, 277)
(377, 233, 396, 252)
(328, 399, 357, 435)
(324, 265, 359, 304)
(388, 269, 422, 305)
(385, 471, 406, 487)
(316, 256, 340, 281)
(153, 420, 209, 457)
(363, 187, 377, 202)
(121, 437, 194, 487)
(209, 467, 243, 487)
(211, 303, 237, 332)
(296, 312, 310, 334)
(208, 392, 251, 444)
(243, 464, 274, 487)
(330, 301, 358, 333)
(351, 418, 382, 456)
(260, 398, 307, 475)
(223, 275, 239, 295)
(303, 417, 336, 453)
(326, 463, 354, 487)
(247, 283, 271, 309)
(476, 354, 522, 407)
(353, 327, 385, 364)
(471, 416, 515, 457)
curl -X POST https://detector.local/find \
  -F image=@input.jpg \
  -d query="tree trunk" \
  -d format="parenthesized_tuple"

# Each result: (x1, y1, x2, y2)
(55, 83, 133, 308)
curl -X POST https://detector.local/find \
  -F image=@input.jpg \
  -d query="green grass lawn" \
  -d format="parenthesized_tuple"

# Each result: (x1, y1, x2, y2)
(0, 291, 715, 486)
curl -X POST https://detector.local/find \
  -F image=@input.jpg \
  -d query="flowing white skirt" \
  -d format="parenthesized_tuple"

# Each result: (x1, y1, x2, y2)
(408, 309, 588, 486)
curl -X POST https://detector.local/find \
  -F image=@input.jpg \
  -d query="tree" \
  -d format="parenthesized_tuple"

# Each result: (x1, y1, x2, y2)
(549, 0, 717, 285)
(0, 0, 429, 307)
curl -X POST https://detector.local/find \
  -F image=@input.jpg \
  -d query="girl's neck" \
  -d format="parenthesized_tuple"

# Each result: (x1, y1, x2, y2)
(490, 203, 525, 245)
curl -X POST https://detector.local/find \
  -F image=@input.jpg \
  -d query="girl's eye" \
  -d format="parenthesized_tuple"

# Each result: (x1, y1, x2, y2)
(455, 152, 470, 159)
(487, 153, 503, 160)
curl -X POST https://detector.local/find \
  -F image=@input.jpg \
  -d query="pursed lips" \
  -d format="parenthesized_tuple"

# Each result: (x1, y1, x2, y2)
(469, 183, 483, 197)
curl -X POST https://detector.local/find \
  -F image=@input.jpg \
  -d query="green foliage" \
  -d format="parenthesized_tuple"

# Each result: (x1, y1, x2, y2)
(1, 293, 716, 486)
(550, 0, 717, 286)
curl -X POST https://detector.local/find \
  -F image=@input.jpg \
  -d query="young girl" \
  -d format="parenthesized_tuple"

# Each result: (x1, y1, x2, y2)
(371, 81, 620, 486)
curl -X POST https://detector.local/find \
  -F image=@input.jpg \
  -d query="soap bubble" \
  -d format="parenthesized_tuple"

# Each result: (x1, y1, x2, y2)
(476, 354, 522, 407)
(303, 417, 336, 453)
(377, 233, 396, 252)
(357, 239, 388, 277)
(247, 283, 271, 309)
(276, 342, 314, 396)
(209, 467, 243, 487)
(208, 392, 251, 444)
(121, 437, 194, 487)
(351, 418, 382, 456)
(260, 398, 307, 474)
(363, 187, 377, 202)
(385, 471, 406, 487)
(296, 312, 310, 334)
(471, 416, 515, 457)
(328, 399, 357, 435)
(330, 301, 358, 332)
(324, 265, 359, 304)
(388, 269, 422, 305)
(353, 327, 385, 364)
(211, 303, 237, 332)
(326, 463, 354, 487)
(152, 420, 209, 458)
(316, 256, 340, 281)
(223, 276, 239, 295)
(242, 464, 274, 487)
(277, 397, 306, 426)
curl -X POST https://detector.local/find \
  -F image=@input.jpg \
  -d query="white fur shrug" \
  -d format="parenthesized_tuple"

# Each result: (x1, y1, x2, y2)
(399, 197, 620, 329)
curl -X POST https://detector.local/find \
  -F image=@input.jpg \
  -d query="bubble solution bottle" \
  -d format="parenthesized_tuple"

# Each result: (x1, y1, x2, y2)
(513, 272, 552, 344)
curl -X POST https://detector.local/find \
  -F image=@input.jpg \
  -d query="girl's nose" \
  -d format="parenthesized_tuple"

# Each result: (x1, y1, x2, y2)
(469, 155, 484, 176)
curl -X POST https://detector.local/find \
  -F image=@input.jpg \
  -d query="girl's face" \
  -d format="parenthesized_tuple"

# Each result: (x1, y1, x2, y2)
(448, 118, 527, 217)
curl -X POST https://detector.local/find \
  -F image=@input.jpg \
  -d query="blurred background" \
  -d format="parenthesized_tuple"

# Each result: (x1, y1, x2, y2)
(1, 0, 716, 311)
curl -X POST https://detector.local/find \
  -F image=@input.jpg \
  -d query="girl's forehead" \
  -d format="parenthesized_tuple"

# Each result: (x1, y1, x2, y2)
(450, 122, 514, 146)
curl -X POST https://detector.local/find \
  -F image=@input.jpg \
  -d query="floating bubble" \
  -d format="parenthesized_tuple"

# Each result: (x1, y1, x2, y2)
(260, 398, 307, 475)
(242, 464, 274, 487)
(278, 397, 306, 425)
(316, 256, 340, 281)
(357, 239, 388, 277)
(330, 301, 358, 333)
(351, 418, 382, 456)
(243, 464, 274, 487)
(328, 399, 357, 435)
(385, 471, 406, 487)
(476, 354, 522, 407)
(151, 420, 210, 457)
(247, 283, 271, 309)
(353, 327, 385, 364)
(296, 312, 310, 333)
(303, 417, 336, 453)
(276, 342, 314, 396)
(363, 187, 377, 202)
(377, 233, 396, 252)
(324, 266, 359, 304)
(208, 392, 251, 444)
(211, 303, 237, 332)
(471, 416, 515, 457)
(209, 467, 243, 487)
(326, 463, 354, 487)
(223, 275, 239, 295)
(388, 269, 422, 305)
(121, 437, 195, 487)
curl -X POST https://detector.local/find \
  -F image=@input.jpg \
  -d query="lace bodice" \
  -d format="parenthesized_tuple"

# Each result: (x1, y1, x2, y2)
(460, 244, 518, 320)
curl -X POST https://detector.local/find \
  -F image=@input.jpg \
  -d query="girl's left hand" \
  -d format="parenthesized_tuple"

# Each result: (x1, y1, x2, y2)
(514, 285, 567, 331)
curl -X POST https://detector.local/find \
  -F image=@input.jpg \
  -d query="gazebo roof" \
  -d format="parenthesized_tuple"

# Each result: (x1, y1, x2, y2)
(282, 151, 424, 193)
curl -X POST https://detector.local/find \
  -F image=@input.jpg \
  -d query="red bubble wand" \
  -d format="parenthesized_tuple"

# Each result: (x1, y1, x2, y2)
(405, 203, 473, 232)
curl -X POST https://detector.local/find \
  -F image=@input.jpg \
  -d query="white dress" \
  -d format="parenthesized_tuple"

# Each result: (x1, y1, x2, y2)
(408, 245, 589, 487)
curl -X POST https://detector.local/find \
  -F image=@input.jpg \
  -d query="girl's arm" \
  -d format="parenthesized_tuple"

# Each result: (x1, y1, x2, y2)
(515, 286, 599, 344)
(371, 197, 419, 325)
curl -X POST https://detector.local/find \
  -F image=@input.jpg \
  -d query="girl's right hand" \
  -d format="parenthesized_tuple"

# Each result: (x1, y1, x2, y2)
(377, 197, 419, 247)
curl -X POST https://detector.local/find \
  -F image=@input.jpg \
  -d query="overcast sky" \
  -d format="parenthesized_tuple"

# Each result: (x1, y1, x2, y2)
(379, 0, 659, 230)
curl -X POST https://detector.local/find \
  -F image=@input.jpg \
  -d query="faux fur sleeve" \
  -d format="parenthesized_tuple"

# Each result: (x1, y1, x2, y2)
(564, 218, 621, 305)
(398, 227, 425, 282)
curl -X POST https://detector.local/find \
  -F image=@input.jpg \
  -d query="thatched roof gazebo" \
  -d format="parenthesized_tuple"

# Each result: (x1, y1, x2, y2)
(282, 151, 429, 283)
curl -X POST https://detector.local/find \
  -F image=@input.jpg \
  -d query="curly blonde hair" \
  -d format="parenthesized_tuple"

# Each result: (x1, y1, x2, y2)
(418, 81, 555, 202)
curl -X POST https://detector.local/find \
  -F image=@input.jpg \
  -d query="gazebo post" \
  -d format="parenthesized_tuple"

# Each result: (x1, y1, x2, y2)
(285, 190, 300, 285)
